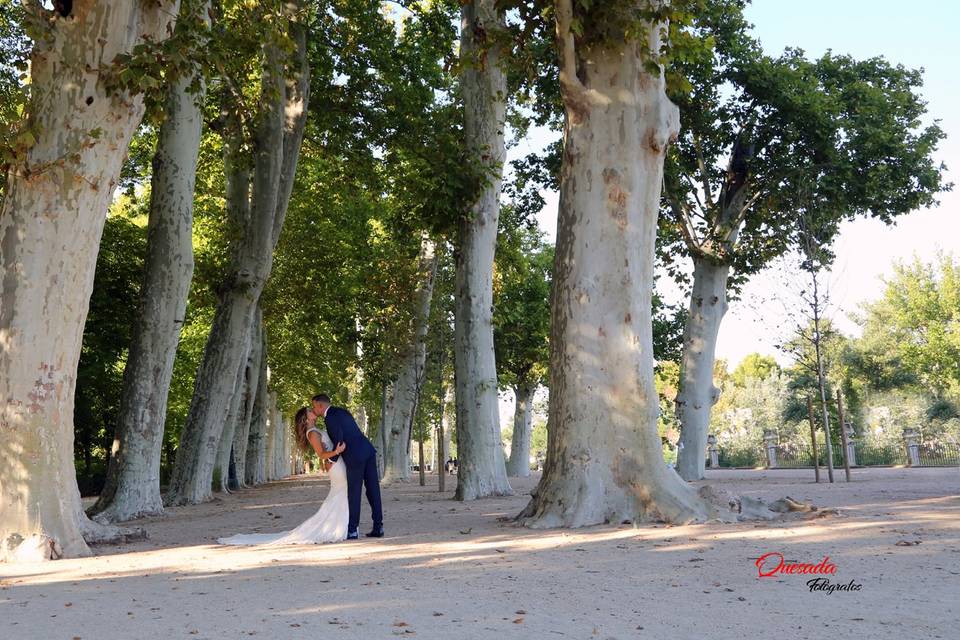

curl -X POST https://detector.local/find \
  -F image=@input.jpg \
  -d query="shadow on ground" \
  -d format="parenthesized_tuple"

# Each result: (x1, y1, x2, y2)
(3, 467, 958, 640)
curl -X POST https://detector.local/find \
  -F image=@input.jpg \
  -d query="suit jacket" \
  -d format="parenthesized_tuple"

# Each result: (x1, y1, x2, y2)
(324, 406, 376, 466)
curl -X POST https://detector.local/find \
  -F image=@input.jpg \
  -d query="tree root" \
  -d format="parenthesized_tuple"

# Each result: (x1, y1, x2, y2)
(698, 486, 841, 523)
(80, 516, 148, 546)
(89, 504, 165, 526)
(3, 534, 64, 562)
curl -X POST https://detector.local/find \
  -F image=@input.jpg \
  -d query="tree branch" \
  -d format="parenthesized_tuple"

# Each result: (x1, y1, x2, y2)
(692, 135, 714, 207)
(554, 0, 586, 96)
(665, 188, 703, 254)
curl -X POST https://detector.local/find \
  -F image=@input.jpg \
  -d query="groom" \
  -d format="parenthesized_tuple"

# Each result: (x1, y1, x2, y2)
(311, 394, 384, 539)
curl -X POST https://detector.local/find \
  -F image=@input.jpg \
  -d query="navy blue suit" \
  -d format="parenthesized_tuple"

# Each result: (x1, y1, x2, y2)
(324, 406, 382, 534)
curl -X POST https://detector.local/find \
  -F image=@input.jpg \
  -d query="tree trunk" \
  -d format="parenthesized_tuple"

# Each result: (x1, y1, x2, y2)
(88, 15, 207, 521)
(453, 0, 512, 501)
(244, 331, 270, 486)
(164, 127, 261, 504)
(266, 400, 286, 481)
(265, 403, 278, 482)
(231, 309, 264, 488)
(811, 272, 836, 482)
(383, 237, 438, 483)
(0, 1, 178, 561)
(518, 12, 715, 528)
(356, 405, 368, 435)
(505, 382, 534, 477)
(214, 334, 251, 493)
(376, 382, 388, 479)
(418, 438, 426, 486)
(442, 386, 453, 465)
(675, 257, 730, 481)
(165, 5, 308, 505)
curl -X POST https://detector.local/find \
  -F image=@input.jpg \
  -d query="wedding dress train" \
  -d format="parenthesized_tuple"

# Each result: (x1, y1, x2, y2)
(217, 429, 349, 545)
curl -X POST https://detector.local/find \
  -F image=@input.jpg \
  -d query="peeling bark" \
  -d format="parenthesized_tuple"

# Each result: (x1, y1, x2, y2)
(89, 26, 207, 521)
(231, 309, 264, 488)
(383, 237, 438, 483)
(675, 257, 730, 481)
(165, 5, 308, 505)
(519, 13, 716, 527)
(244, 328, 270, 486)
(214, 333, 251, 493)
(453, 0, 512, 501)
(505, 382, 534, 477)
(0, 1, 179, 561)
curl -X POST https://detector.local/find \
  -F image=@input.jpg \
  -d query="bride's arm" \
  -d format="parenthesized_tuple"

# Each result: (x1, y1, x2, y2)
(306, 431, 345, 461)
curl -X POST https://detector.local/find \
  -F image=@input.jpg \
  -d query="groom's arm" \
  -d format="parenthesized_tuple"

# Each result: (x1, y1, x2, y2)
(326, 410, 345, 461)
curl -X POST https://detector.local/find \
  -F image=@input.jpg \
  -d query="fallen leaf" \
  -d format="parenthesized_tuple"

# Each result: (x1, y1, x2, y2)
(459, 528, 472, 535)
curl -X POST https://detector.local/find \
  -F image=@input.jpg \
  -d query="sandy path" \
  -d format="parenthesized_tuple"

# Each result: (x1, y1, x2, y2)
(2, 467, 958, 639)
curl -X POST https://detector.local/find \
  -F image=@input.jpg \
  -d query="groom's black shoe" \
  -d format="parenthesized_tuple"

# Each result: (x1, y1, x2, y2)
(365, 527, 384, 538)
(346, 531, 359, 540)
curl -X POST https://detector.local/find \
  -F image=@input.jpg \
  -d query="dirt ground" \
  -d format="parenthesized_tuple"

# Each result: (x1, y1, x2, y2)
(2, 466, 958, 640)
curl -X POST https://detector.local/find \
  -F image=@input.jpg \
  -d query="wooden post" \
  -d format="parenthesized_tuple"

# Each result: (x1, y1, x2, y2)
(418, 437, 426, 486)
(806, 396, 820, 483)
(437, 423, 446, 492)
(435, 318, 447, 493)
(836, 390, 853, 482)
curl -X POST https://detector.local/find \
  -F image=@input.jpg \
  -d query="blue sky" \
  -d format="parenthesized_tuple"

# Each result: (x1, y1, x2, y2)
(523, 0, 960, 368)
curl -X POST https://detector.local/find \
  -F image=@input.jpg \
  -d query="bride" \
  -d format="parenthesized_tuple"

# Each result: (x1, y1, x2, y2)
(218, 407, 348, 545)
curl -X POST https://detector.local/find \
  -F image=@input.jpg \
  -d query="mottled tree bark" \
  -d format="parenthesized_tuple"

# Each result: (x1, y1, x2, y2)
(519, 4, 715, 527)
(231, 309, 264, 488)
(244, 330, 271, 486)
(165, 5, 308, 504)
(214, 333, 251, 493)
(89, 15, 208, 520)
(453, 0, 512, 501)
(383, 237, 438, 482)
(505, 382, 534, 477)
(0, 0, 179, 561)
(675, 257, 729, 481)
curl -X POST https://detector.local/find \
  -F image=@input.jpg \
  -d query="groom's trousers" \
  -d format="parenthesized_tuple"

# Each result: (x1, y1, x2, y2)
(346, 454, 383, 533)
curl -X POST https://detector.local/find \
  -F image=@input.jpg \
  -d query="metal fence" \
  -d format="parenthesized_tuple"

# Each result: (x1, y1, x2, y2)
(714, 446, 764, 468)
(917, 442, 960, 466)
(855, 443, 908, 466)
(709, 441, 960, 468)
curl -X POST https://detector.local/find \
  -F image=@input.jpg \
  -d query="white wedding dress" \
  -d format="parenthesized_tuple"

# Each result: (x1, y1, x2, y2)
(218, 429, 349, 545)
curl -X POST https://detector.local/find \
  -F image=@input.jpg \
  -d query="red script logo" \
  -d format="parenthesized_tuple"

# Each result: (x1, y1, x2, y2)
(755, 552, 837, 578)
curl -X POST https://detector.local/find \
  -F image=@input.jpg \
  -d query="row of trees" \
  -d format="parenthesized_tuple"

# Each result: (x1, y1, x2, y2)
(0, 0, 947, 560)
(701, 253, 960, 453)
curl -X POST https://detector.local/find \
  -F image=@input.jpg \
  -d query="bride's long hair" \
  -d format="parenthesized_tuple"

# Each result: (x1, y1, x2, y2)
(293, 407, 312, 453)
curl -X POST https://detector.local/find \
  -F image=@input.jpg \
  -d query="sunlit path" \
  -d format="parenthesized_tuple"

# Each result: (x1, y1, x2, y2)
(4, 468, 958, 639)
